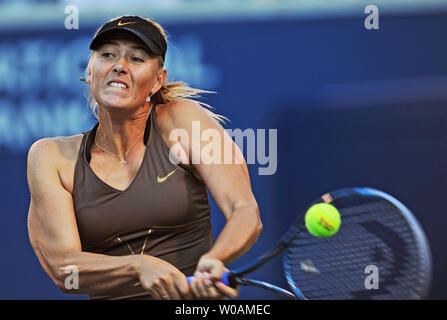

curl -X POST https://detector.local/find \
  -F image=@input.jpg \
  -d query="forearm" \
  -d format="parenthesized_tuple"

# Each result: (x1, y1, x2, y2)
(51, 250, 146, 295)
(204, 205, 262, 265)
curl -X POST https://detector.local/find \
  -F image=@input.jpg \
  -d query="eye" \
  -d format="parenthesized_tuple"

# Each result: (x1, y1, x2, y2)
(131, 57, 145, 62)
(101, 52, 115, 58)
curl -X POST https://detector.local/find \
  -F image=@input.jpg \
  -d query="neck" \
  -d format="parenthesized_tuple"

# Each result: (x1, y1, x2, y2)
(95, 104, 152, 158)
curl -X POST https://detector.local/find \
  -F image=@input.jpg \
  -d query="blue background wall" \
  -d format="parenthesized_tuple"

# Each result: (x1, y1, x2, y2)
(0, 11, 446, 299)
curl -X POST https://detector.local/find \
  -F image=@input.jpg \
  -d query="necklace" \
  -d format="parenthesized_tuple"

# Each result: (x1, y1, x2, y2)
(94, 110, 151, 166)
(94, 128, 145, 167)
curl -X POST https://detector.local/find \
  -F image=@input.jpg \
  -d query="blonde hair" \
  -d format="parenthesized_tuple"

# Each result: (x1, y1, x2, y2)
(84, 16, 226, 124)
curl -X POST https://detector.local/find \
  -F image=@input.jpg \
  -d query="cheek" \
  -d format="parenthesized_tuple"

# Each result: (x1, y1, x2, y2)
(90, 64, 107, 93)
(90, 77, 103, 102)
(133, 71, 154, 95)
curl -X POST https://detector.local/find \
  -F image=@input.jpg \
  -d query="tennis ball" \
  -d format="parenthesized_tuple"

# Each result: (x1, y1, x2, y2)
(305, 203, 341, 237)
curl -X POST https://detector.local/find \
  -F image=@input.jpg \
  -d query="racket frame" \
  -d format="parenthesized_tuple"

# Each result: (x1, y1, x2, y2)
(229, 187, 432, 300)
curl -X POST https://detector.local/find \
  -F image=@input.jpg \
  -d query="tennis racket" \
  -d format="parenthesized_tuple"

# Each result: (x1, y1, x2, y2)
(187, 187, 432, 300)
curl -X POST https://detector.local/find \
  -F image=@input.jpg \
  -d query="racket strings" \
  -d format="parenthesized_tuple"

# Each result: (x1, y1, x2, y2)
(284, 197, 427, 300)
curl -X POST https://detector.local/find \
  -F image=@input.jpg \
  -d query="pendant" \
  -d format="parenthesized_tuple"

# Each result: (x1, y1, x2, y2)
(119, 159, 127, 166)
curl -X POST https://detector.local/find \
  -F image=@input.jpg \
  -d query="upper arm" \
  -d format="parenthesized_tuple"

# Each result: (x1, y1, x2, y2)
(158, 100, 259, 219)
(27, 138, 82, 282)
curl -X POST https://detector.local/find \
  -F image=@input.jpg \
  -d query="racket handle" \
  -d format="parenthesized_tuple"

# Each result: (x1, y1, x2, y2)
(186, 271, 232, 287)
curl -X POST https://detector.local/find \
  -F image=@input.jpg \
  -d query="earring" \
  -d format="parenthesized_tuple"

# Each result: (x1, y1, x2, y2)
(146, 94, 152, 102)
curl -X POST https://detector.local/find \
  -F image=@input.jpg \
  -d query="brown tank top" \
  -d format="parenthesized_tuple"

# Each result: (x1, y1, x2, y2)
(72, 105, 214, 300)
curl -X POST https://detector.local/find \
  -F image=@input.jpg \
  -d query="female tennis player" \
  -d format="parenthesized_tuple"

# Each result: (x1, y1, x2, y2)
(26, 16, 262, 300)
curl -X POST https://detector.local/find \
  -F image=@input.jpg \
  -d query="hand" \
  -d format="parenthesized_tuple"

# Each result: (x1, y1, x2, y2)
(189, 256, 239, 300)
(136, 255, 192, 300)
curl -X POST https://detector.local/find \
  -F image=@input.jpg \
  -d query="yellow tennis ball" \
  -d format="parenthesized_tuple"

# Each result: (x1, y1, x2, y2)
(305, 203, 341, 237)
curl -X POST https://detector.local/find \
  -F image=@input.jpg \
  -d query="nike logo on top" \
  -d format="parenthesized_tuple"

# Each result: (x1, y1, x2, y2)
(117, 21, 134, 26)
(157, 169, 177, 183)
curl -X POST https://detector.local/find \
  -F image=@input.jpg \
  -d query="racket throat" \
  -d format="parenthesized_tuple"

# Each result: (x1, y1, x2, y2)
(236, 277, 300, 300)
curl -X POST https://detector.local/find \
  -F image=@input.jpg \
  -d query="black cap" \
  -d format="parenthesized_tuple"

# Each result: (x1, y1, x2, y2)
(89, 16, 167, 62)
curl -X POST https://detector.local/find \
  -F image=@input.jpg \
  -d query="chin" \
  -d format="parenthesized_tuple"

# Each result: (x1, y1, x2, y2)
(102, 96, 131, 108)
(102, 97, 145, 110)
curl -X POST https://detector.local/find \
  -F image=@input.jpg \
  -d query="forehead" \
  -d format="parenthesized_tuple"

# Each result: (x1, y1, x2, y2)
(95, 30, 149, 52)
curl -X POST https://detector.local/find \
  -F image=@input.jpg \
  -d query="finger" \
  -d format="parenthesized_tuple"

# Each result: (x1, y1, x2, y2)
(203, 281, 221, 299)
(141, 280, 163, 300)
(202, 272, 213, 287)
(196, 275, 215, 298)
(175, 277, 192, 300)
(215, 281, 239, 299)
(148, 285, 164, 300)
(194, 273, 209, 298)
(153, 282, 171, 300)
(148, 289, 162, 300)
(161, 278, 180, 300)
(190, 277, 201, 299)
(191, 276, 219, 300)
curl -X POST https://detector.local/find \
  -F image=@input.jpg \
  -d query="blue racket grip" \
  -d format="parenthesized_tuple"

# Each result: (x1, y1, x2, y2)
(186, 271, 231, 287)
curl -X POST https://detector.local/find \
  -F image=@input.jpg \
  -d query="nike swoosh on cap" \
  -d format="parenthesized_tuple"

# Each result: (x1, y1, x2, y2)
(117, 21, 135, 26)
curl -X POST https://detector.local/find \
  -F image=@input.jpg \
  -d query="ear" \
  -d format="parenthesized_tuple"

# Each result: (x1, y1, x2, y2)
(86, 70, 92, 84)
(151, 68, 167, 94)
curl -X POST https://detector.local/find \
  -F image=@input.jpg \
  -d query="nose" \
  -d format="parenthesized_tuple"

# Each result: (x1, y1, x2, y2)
(113, 56, 129, 75)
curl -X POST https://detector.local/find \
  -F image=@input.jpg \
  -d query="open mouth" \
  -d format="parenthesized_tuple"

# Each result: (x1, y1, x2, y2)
(107, 80, 129, 89)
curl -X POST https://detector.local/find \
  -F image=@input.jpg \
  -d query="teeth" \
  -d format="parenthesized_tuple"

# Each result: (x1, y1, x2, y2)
(109, 82, 127, 88)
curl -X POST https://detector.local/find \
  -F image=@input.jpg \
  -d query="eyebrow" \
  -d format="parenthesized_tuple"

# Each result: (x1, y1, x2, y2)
(101, 41, 150, 55)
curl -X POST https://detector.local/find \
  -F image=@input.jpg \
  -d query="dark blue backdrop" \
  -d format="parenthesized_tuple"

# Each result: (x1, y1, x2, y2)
(0, 11, 446, 299)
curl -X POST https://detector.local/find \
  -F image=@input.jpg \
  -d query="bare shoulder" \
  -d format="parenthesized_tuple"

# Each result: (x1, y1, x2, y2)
(28, 134, 84, 166)
(156, 99, 220, 133)
(27, 134, 84, 194)
(156, 99, 216, 132)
